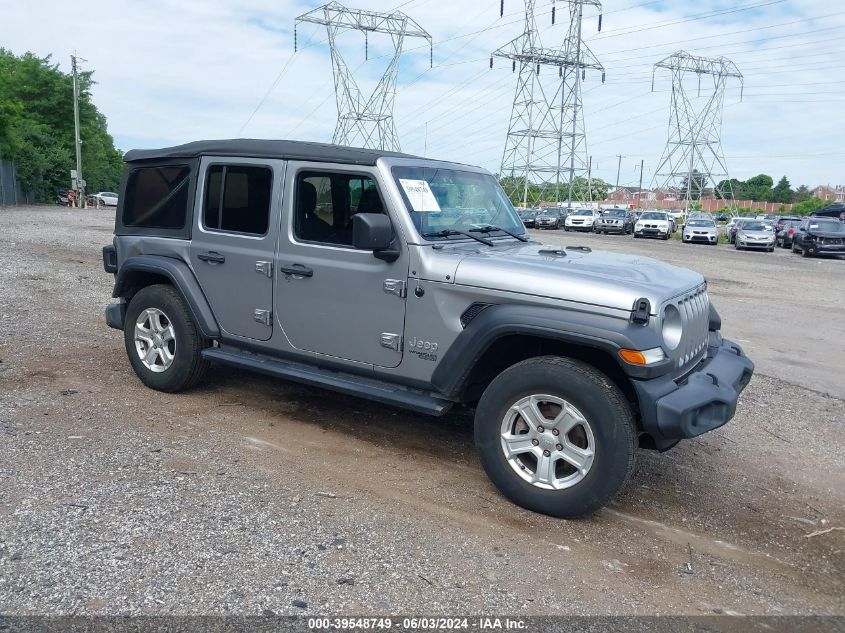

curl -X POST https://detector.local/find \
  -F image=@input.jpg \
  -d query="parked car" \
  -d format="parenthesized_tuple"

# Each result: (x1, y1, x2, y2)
(728, 218, 754, 244)
(563, 208, 599, 232)
(682, 218, 719, 245)
(776, 220, 803, 248)
(714, 213, 729, 222)
(595, 209, 634, 235)
(634, 211, 673, 240)
(91, 191, 119, 207)
(791, 218, 845, 258)
(535, 208, 566, 229)
(734, 221, 775, 252)
(773, 215, 802, 234)
(519, 209, 538, 228)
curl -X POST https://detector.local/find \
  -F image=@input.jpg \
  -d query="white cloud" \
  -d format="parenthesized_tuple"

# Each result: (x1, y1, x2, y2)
(2, 0, 843, 187)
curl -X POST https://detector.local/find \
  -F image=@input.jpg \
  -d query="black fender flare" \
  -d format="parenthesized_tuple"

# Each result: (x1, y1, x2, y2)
(112, 255, 220, 338)
(431, 303, 668, 398)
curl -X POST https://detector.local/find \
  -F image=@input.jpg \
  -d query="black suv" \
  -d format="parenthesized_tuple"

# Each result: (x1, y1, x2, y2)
(791, 218, 845, 257)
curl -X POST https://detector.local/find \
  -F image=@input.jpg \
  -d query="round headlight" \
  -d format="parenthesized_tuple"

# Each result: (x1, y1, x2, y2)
(662, 304, 683, 350)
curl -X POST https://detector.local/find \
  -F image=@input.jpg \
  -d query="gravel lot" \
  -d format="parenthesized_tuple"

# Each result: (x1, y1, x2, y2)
(0, 206, 843, 616)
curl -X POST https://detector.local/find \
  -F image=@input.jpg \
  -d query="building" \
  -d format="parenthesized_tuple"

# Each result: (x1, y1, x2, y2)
(810, 185, 841, 202)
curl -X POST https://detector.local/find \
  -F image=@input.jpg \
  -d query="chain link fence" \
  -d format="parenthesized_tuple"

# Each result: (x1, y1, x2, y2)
(0, 159, 31, 206)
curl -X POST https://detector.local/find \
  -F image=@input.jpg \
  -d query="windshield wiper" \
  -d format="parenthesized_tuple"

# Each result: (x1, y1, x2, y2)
(422, 229, 495, 246)
(470, 225, 530, 242)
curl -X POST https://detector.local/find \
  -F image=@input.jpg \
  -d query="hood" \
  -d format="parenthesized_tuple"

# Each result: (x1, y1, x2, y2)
(740, 229, 774, 238)
(637, 217, 670, 225)
(685, 225, 717, 233)
(448, 240, 704, 313)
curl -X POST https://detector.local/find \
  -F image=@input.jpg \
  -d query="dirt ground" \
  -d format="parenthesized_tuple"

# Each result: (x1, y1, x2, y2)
(0, 206, 843, 616)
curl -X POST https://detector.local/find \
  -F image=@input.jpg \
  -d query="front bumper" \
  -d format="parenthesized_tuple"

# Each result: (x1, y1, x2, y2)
(600, 223, 625, 233)
(636, 229, 668, 238)
(809, 243, 845, 254)
(738, 240, 774, 249)
(632, 337, 754, 444)
(684, 234, 717, 243)
(105, 302, 126, 330)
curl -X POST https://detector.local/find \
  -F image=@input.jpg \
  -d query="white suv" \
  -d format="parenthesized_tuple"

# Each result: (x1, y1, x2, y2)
(634, 211, 673, 240)
(564, 209, 599, 232)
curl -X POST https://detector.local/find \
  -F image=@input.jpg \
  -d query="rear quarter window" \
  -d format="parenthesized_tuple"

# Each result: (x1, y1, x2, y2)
(122, 165, 191, 229)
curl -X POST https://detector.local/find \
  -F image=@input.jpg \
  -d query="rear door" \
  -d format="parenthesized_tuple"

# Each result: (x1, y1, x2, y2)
(190, 156, 284, 341)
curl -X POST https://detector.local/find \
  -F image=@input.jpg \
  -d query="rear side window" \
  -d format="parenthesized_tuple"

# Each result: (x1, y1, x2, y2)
(203, 165, 272, 235)
(123, 165, 191, 229)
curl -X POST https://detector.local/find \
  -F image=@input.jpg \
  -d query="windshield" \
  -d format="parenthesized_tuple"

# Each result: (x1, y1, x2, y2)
(687, 220, 715, 227)
(640, 212, 666, 220)
(392, 166, 524, 240)
(742, 222, 769, 231)
(605, 210, 626, 218)
(810, 220, 845, 233)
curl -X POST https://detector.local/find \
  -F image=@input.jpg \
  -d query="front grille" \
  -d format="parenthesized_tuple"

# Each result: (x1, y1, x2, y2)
(670, 285, 710, 369)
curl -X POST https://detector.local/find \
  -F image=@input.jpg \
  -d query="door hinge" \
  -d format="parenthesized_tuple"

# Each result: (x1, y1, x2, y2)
(255, 260, 273, 278)
(380, 333, 402, 352)
(254, 309, 272, 326)
(383, 279, 406, 298)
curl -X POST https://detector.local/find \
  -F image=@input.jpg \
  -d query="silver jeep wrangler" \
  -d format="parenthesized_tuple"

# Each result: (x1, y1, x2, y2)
(102, 140, 754, 518)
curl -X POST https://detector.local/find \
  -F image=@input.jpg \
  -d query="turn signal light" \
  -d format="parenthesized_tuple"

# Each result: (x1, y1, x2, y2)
(619, 347, 666, 366)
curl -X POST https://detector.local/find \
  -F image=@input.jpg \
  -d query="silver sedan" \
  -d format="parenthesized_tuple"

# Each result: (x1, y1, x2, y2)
(735, 221, 775, 252)
(682, 219, 719, 245)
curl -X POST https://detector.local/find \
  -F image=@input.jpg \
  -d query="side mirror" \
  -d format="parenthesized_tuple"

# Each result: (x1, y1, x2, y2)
(352, 213, 399, 262)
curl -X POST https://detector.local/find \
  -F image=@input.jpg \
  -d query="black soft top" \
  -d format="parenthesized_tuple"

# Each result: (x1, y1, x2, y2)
(123, 139, 417, 165)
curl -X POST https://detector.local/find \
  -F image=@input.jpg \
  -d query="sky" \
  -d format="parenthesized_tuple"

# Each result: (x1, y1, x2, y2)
(2, 0, 843, 189)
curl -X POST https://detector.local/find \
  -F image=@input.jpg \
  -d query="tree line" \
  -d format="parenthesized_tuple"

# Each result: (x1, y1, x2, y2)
(498, 175, 611, 206)
(0, 49, 123, 201)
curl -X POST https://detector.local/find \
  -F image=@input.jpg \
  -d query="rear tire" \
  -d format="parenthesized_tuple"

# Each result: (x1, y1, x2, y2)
(123, 284, 210, 392)
(474, 357, 637, 518)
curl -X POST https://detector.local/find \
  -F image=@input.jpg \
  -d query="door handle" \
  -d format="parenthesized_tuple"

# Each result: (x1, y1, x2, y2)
(279, 263, 314, 278)
(197, 251, 226, 264)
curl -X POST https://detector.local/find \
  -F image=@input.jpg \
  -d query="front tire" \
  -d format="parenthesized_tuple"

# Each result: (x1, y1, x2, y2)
(474, 357, 637, 518)
(124, 284, 210, 392)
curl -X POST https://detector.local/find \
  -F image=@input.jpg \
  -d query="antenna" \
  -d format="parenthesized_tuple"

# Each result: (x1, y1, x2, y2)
(492, 0, 604, 208)
(295, 1, 432, 151)
(651, 51, 743, 210)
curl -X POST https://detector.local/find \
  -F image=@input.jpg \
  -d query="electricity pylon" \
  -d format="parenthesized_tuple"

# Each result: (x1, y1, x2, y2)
(295, 1, 432, 151)
(492, 0, 604, 208)
(651, 51, 743, 209)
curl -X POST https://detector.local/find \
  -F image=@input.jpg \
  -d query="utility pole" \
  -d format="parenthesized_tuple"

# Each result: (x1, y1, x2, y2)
(71, 54, 85, 208)
(587, 155, 592, 204)
(615, 154, 623, 192)
(636, 159, 644, 207)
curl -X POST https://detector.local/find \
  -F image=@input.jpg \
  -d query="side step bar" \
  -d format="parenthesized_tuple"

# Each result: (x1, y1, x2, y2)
(202, 347, 453, 417)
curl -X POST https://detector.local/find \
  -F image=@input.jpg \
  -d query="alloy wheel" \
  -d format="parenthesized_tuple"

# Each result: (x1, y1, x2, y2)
(134, 308, 176, 372)
(500, 394, 595, 490)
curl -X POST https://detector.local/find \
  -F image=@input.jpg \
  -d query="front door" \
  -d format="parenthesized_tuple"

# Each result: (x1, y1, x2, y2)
(190, 156, 284, 341)
(275, 162, 408, 368)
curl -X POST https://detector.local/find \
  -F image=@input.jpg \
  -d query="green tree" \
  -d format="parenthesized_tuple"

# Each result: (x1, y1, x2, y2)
(742, 174, 774, 202)
(771, 176, 793, 204)
(715, 178, 742, 199)
(680, 170, 707, 200)
(794, 184, 811, 203)
(791, 197, 827, 216)
(0, 48, 123, 200)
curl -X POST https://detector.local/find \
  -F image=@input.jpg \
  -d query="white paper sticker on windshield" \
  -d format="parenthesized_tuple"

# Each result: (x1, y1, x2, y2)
(399, 179, 441, 213)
